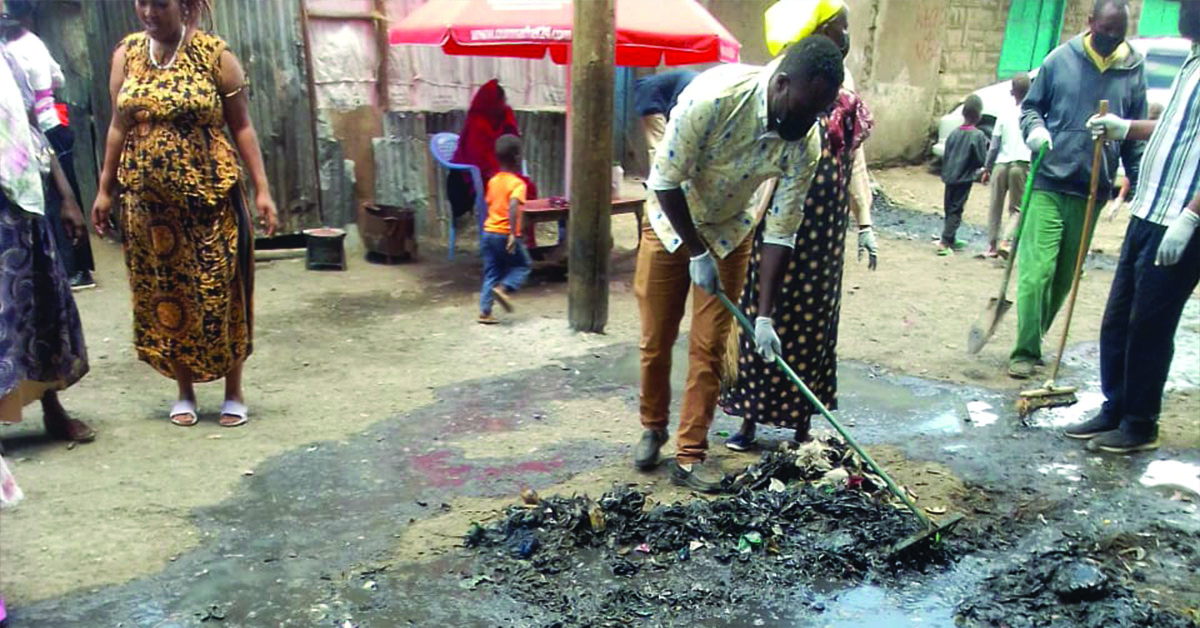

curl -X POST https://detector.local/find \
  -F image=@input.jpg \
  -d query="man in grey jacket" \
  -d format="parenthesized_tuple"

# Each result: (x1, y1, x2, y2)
(1010, 0, 1147, 379)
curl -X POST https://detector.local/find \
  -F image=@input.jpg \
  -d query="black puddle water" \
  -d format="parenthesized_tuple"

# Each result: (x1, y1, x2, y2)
(13, 339, 1199, 627)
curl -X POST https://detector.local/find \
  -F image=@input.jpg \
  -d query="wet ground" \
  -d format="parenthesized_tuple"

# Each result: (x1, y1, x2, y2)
(3, 173, 1198, 626)
(12, 335, 1199, 626)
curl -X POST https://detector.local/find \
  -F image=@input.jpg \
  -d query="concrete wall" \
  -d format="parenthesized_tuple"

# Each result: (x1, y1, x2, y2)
(702, 0, 945, 164)
(936, 0, 1147, 127)
(684, 0, 1152, 164)
(938, 0, 1012, 114)
(859, 0, 948, 163)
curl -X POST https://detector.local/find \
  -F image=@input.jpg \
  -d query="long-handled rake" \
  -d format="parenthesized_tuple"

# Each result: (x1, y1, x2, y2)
(717, 292, 964, 555)
(1017, 100, 1110, 419)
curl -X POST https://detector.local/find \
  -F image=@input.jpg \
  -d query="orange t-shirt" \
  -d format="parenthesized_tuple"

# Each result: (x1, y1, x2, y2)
(483, 171, 527, 236)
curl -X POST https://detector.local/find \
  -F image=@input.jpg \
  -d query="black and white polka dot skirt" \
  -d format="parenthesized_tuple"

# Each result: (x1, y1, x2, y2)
(720, 148, 849, 429)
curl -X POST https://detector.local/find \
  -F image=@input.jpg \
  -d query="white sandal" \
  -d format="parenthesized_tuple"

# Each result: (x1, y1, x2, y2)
(219, 400, 249, 428)
(170, 400, 198, 427)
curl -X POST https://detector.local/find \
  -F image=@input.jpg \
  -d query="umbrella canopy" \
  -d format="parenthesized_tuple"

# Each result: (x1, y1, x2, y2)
(388, 0, 740, 66)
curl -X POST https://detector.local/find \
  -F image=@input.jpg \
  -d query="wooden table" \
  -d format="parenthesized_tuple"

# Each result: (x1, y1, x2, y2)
(521, 196, 645, 229)
(520, 196, 646, 261)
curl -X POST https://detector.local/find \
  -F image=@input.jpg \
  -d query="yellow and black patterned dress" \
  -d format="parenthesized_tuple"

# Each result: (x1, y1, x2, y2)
(116, 31, 253, 382)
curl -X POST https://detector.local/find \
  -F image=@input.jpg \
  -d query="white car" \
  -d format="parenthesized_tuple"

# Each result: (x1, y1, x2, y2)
(931, 37, 1193, 160)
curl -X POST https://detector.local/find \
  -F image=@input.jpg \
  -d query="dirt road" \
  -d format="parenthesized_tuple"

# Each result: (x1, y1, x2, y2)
(1, 169, 1196, 626)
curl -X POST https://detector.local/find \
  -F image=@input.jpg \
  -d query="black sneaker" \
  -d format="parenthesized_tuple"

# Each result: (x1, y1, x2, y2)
(633, 429, 668, 471)
(1092, 425, 1159, 455)
(69, 271, 96, 291)
(1063, 412, 1120, 440)
(669, 459, 726, 493)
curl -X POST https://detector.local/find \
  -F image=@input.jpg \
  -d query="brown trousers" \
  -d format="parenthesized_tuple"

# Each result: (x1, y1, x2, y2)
(988, 160, 1028, 246)
(635, 224, 752, 463)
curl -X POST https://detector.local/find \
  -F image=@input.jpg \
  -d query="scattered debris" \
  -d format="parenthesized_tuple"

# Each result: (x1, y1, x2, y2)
(520, 486, 540, 506)
(957, 544, 1197, 627)
(460, 442, 967, 623)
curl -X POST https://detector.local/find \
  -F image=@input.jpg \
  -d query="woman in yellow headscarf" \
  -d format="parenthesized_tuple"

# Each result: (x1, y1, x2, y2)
(720, 0, 876, 450)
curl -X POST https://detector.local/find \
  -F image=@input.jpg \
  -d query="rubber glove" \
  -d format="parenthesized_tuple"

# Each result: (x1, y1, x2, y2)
(689, 250, 722, 295)
(1155, 210, 1200, 267)
(1087, 113, 1131, 141)
(857, 226, 878, 271)
(754, 317, 782, 362)
(1026, 127, 1053, 153)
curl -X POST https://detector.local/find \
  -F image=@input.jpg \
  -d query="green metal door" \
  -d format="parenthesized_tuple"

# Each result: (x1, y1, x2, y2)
(997, 0, 1067, 79)
(1138, 0, 1181, 37)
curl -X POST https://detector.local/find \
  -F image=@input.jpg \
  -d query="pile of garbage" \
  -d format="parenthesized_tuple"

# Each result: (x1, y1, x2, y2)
(957, 543, 1198, 628)
(461, 439, 959, 624)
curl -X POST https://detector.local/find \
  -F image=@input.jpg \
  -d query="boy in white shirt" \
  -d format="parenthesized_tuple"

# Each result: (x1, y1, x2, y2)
(980, 72, 1031, 259)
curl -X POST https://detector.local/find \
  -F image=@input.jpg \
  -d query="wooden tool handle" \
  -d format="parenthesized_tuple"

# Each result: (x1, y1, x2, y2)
(1049, 100, 1108, 382)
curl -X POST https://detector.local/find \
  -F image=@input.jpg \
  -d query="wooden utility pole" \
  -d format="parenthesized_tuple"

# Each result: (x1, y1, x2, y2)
(567, 0, 615, 333)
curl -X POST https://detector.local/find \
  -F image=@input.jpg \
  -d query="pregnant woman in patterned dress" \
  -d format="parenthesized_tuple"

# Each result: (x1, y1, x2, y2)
(91, 0, 277, 428)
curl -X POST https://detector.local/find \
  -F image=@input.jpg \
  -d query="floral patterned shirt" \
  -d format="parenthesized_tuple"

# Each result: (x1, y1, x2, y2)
(0, 45, 45, 215)
(646, 60, 821, 258)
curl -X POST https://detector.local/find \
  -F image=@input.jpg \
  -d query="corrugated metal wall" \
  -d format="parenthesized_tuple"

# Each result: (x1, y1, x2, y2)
(79, 0, 322, 234)
(59, 0, 626, 242)
(208, 0, 321, 232)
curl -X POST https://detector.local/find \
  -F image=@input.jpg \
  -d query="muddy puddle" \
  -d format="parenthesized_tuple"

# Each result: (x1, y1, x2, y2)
(12, 340, 1199, 627)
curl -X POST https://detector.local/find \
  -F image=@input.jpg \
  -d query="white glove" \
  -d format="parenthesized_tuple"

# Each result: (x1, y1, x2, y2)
(1156, 210, 1200, 267)
(689, 250, 722, 295)
(1087, 113, 1131, 141)
(754, 316, 782, 362)
(1026, 127, 1053, 153)
(857, 226, 878, 271)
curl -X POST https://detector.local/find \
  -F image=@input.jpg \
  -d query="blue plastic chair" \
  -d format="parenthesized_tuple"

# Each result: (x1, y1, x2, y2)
(429, 132, 486, 260)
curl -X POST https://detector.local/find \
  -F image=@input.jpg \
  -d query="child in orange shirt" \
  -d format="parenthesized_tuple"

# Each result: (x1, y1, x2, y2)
(478, 134, 532, 324)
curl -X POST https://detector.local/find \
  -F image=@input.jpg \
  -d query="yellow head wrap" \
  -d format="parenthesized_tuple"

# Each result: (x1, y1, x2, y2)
(765, 0, 848, 56)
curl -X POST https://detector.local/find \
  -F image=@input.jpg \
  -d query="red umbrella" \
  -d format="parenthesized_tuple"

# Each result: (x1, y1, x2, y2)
(388, 0, 740, 66)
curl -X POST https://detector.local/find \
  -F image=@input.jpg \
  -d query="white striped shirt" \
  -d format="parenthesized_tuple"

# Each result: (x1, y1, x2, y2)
(1130, 44, 1200, 225)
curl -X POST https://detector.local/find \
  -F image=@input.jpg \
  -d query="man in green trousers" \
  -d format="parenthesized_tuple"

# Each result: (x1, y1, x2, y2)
(1010, 0, 1147, 379)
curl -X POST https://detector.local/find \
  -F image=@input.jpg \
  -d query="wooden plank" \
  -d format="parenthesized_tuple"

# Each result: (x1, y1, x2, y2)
(566, 0, 615, 333)
(373, 0, 390, 110)
(298, 0, 327, 224)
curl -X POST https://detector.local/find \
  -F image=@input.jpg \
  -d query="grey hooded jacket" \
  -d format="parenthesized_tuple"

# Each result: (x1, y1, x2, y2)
(1021, 34, 1147, 201)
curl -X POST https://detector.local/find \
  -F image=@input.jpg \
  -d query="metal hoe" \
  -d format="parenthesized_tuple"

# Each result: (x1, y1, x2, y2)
(717, 292, 964, 555)
(1017, 100, 1111, 419)
(967, 144, 1048, 355)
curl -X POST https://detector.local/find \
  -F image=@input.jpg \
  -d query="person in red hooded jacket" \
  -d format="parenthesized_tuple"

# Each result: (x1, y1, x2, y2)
(447, 80, 539, 245)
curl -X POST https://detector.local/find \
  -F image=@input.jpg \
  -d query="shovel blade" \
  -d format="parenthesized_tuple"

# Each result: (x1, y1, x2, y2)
(967, 298, 1013, 354)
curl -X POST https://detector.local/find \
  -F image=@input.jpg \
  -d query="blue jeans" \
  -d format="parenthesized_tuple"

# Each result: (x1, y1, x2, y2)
(1100, 217, 1200, 437)
(479, 232, 531, 314)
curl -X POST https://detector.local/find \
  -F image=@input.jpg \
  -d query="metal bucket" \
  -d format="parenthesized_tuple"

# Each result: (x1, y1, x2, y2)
(358, 203, 417, 264)
(303, 228, 348, 271)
